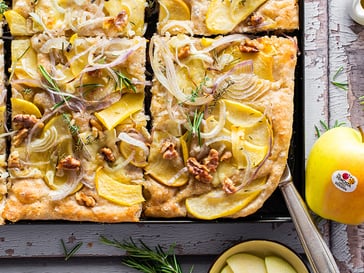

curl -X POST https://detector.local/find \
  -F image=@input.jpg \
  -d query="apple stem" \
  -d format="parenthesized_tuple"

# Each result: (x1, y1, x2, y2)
(359, 126, 364, 141)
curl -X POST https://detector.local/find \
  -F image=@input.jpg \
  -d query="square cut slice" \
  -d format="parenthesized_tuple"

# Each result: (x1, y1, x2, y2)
(157, 0, 299, 36)
(143, 34, 297, 219)
(5, 0, 146, 37)
(3, 36, 150, 223)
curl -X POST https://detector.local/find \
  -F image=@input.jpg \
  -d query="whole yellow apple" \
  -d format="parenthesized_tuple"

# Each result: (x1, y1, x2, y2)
(306, 126, 364, 225)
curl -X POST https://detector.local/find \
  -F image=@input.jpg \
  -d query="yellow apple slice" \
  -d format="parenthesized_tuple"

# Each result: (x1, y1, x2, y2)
(11, 98, 42, 118)
(158, 0, 191, 21)
(119, 134, 149, 167)
(206, 0, 267, 34)
(145, 131, 189, 187)
(223, 99, 265, 128)
(4, 10, 28, 36)
(220, 265, 234, 273)
(265, 256, 297, 273)
(231, 126, 268, 169)
(185, 177, 265, 220)
(95, 93, 144, 130)
(95, 168, 145, 206)
(227, 253, 267, 273)
(11, 39, 39, 80)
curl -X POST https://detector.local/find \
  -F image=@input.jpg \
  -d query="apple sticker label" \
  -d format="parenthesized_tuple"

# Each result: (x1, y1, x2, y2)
(331, 170, 358, 193)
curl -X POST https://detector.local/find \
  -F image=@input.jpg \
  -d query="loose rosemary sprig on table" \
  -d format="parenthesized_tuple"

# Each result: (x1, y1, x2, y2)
(331, 66, 348, 91)
(314, 120, 346, 138)
(60, 239, 83, 261)
(100, 236, 193, 273)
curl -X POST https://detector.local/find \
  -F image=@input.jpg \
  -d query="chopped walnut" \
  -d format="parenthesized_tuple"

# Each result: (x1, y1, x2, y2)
(8, 151, 21, 169)
(90, 118, 103, 131)
(187, 157, 213, 183)
(239, 39, 259, 53)
(114, 10, 129, 30)
(220, 151, 232, 162)
(57, 155, 81, 171)
(160, 141, 179, 160)
(75, 192, 96, 207)
(249, 14, 264, 27)
(13, 114, 39, 129)
(178, 45, 190, 60)
(222, 177, 237, 194)
(13, 128, 29, 147)
(100, 147, 116, 162)
(203, 149, 219, 173)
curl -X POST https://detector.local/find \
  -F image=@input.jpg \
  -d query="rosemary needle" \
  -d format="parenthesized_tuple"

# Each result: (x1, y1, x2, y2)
(100, 236, 193, 273)
(60, 239, 83, 261)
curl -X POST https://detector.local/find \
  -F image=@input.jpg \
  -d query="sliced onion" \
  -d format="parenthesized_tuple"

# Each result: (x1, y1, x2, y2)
(204, 136, 231, 147)
(150, 37, 213, 106)
(103, 151, 135, 172)
(40, 38, 70, 53)
(200, 100, 226, 139)
(29, 12, 53, 38)
(11, 78, 42, 88)
(29, 126, 58, 152)
(50, 0, 66, 13)
(166, 167, 188, 186)
(118, 132, 149, 156)
(49, 171, 83, 201)
(190, 34, 247, 55)
(160, 20, 194, 36)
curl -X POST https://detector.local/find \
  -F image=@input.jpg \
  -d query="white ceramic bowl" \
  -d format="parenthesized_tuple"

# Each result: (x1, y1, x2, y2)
(209, 239, 310, 273)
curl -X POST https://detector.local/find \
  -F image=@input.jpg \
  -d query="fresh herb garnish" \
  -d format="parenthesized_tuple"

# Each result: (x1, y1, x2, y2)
(100, 236, 192, 273)
(190, 76, 209, 102)
(60, 239, 83, 261)
(114, 71, 136, 93)
(0, 1, 8, 14)
(331, 66, 348, 91)
(39, 65, 71, 110)
(314, 120, 346, 138)
(187, 110, 204, 146)
(62, 113, 80, 137)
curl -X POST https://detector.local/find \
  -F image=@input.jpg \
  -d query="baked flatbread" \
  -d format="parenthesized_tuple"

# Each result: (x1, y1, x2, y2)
(5, 0, 146, 37)
(144, 34, 297, 219)
(157, 0, 299, 35)
(3, 35, 150, 222)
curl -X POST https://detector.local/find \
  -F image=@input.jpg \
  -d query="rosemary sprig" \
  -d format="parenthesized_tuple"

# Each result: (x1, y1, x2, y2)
(331, 66, 348, 91)
(39, 65, 71, 110)
(187, 110, 204, 146)
(0, 1, 8, 14)
(62, 113, 80, 137)
(190, 76, 209, 102)
(314, 120, 346, 138)
(115, 71, 136, 93)
(60, 239, 83, 261)
(100, 236, 192, 273)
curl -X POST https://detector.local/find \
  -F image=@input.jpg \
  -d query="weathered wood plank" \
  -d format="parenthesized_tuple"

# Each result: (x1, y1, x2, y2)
(0, 222, 303, 258)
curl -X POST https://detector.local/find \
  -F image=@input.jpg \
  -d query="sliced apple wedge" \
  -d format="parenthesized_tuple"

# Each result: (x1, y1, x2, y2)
(265, 256, 297, 273)
(226, 253, 267, 273)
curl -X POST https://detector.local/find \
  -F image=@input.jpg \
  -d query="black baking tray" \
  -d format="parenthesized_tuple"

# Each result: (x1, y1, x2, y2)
(3, 0, 305, 224)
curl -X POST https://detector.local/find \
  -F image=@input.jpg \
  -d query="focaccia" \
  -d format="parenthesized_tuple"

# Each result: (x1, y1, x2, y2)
(5, 0, 146, 37)
(144, 34, 297, 219)
(3, 35, 150, 222)
(157, 0, 299, 36)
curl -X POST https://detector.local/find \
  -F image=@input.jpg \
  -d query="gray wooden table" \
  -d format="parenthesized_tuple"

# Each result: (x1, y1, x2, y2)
(0, 0, 364, 272)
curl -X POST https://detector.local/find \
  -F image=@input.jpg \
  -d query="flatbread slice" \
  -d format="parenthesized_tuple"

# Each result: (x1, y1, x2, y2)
(3, 35, 149, 223)
(144, 34, 297, 219)
(5, 0, 146, 37)
(157, 0, 299, 35)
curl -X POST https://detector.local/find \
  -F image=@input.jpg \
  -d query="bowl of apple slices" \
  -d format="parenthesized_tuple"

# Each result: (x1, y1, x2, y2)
(209, 239, 309, 273)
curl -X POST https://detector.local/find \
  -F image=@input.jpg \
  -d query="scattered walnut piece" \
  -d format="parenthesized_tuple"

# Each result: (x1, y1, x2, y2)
(13, 114, 40, 129)
(222, 177, 237, 194)
(178, 45, 190, 60)
(100, 147, 116, 163)
(13, 128, 29, 147)
(249, 14, 264, 27)
(114, 10, 129, 30)
(239, 38, 259, 53)
(187, 157, 213, 183)
(57, 155, 81, 171)
(90, 118, 103, 131)
(75, 192, 96, 207)
(203, 149, 219, 173)
(160, 141, 179, 160)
